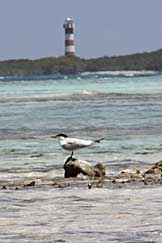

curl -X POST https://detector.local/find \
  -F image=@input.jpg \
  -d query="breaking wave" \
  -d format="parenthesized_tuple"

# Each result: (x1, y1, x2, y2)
(0, 71, 161, 83)
(1, 92, 162, 104)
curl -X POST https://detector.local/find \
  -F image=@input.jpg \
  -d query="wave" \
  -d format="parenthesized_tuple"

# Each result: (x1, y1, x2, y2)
(1, 92, 162, 104)
(0, 71, 161, 82)
(0, 129, 37, 140)
(1, 125, 162, 140)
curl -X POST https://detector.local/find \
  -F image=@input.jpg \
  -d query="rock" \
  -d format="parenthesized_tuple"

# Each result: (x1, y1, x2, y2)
(96, 178, 104, 188)
(24, 181, 35, 187)
(117, 169, 144, 180)
(93, 163, 106, 178)
(145, 160, 162, 175)
(144, 160, 162, 184)
(64, 157, 95, 178)
(2, 185, 7, 190)
(63, 156, 106, 178)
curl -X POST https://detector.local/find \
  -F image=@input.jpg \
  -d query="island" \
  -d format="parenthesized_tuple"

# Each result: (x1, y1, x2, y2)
(0, 48, 162, 76)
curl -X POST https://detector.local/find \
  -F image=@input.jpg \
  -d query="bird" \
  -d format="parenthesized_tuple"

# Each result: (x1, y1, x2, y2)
(50, 133, 104, 158)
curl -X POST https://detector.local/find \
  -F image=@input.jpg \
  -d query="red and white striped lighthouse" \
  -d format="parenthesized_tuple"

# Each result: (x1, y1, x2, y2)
(63, 17, 76, 56)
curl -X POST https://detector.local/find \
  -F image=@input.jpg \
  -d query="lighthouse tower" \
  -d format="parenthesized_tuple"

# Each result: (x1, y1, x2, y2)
(63, 17, 76, 56)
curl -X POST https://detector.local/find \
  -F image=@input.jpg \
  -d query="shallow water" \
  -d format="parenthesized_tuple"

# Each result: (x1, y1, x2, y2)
(1, 73, 162, 242)
(0, 186, 162, 243)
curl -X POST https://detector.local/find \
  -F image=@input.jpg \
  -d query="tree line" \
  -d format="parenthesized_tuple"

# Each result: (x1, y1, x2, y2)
(0, 49, 162, 76)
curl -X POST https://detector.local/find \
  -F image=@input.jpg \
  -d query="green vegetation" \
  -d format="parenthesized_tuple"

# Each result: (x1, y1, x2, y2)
(0, 49, 162, 76)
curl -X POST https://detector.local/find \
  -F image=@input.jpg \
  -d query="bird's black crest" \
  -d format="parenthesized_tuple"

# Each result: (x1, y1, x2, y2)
(56, 133, 68, 138)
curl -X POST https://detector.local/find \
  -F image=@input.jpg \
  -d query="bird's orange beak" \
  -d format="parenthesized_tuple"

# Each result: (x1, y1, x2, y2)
(50, 134, 57, 139)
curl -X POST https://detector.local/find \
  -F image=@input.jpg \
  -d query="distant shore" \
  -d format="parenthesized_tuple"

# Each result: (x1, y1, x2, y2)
(0, 70, 159, 81)
(0, 49, 162, 76)
(81, 70, 157, 76)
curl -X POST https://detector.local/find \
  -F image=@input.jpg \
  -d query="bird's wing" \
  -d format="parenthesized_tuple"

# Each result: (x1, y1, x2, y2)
(70, 138, 93, 146)
(61, 138, 93, 150)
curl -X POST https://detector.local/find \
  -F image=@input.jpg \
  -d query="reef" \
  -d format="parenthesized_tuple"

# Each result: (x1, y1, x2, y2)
(0, 159, 162, 190)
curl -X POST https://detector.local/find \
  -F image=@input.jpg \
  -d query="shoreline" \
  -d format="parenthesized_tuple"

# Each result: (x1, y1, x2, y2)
(81, 70, 158, 76)
(0, 70, 159, 81)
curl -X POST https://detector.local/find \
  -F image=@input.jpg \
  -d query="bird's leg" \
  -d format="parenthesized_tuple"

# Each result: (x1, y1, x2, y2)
(70, 151, 73, 159)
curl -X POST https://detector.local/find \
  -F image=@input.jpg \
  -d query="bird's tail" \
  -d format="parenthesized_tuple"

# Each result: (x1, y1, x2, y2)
(94, 138, 104, 143)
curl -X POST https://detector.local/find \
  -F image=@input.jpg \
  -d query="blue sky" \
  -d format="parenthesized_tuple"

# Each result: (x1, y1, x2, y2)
(0, 0, 162, 60)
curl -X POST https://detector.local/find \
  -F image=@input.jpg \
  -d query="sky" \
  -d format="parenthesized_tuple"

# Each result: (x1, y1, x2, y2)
(0, 0, 162, 60)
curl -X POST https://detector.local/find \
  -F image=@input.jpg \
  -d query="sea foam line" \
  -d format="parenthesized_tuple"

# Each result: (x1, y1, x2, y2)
(1, 92, 162, 103)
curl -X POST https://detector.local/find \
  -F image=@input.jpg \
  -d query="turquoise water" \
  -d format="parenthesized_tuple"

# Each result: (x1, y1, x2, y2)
(1, 74, 162, 98)
(0, 73, 162, 242)
(1, 74, 162, 166)
(1, 74, 162, 167)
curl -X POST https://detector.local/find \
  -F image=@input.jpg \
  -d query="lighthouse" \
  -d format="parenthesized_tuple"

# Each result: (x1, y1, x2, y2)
(63, 17, 76, 56)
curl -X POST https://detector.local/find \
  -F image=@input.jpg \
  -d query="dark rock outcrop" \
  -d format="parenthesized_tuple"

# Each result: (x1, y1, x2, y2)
(144, 160, 162, 175)
(24, 181, 35, 187)
(63, 157, 106, 178)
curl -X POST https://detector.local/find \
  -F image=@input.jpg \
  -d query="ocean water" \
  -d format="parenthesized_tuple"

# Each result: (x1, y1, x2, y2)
(0, 73, 162, 242)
